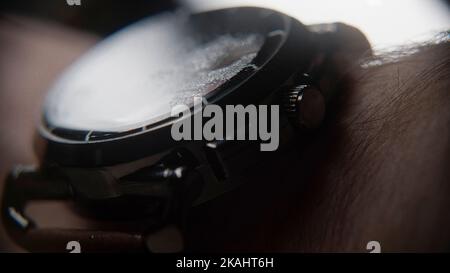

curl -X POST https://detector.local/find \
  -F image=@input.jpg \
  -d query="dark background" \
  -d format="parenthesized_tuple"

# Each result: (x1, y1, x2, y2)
(0, 0, 178, 36)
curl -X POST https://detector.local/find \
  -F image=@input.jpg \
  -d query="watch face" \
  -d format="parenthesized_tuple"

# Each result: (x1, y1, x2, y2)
(40, 7, 308, 165)
(43, 12, 264, 133)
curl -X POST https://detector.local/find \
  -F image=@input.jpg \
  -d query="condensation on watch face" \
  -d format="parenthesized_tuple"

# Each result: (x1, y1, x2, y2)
(43, 13, 264, 132)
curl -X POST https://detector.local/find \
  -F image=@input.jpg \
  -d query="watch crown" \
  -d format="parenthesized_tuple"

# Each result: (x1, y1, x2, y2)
(283, 75, 326, 129)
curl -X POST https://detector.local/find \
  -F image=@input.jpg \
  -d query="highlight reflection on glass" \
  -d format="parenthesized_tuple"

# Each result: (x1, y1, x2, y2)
(44, 13, 264, 132)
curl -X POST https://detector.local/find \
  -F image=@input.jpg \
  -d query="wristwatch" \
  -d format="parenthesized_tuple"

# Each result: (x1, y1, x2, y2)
(2, 6, 371, 252)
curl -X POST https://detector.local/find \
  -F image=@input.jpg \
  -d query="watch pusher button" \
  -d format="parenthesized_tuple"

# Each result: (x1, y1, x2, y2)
(283, 74, 326, 129)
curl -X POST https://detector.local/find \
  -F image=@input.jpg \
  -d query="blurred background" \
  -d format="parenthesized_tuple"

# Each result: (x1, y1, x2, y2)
(1, 0, 448, 47)
(0, 0, 449, 252)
